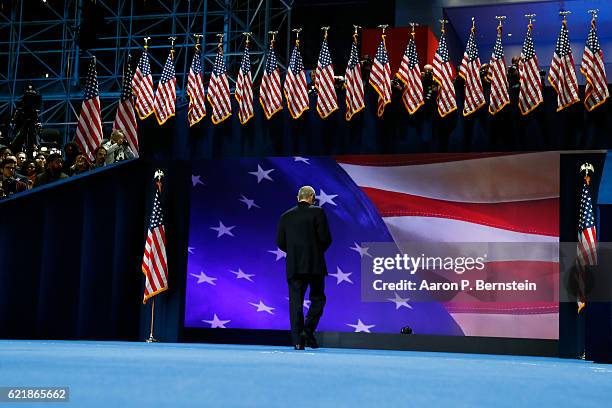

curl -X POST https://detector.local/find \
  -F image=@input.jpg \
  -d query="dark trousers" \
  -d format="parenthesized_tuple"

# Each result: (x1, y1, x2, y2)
(287, 274, 326, 345)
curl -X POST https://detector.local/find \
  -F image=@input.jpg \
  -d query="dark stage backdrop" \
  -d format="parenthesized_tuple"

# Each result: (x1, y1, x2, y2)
(0, 81, 610, 347)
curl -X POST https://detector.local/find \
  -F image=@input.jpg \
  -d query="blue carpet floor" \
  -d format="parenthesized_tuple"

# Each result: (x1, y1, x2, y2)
(0, 340, 611, 407)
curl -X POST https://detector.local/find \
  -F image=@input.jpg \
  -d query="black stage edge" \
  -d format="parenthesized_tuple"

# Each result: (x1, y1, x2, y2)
(182, 328, 558, 357)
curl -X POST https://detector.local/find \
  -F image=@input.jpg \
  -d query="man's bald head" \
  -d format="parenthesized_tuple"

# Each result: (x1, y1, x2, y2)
(297, 185, 315, 204)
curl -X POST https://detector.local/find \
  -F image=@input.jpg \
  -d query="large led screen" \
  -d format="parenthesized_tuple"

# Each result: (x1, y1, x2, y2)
(185, 152, 559, 339)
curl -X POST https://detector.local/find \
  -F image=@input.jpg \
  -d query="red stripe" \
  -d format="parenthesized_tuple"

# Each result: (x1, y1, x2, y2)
(360, 187, 559, 237)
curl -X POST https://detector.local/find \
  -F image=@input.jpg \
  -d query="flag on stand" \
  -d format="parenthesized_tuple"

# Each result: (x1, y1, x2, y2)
(459, 22, 485, 116)
(187, 47, 207, 126)
(518, 21, 543, 115)
(208, 42, 232, 125)
(284, 39, 309, 119)
(153, 50, 177, 125)
(132, 48, 155, 119)
(259, 37, 283, 119)
(142, 170, 169, 304)
(548, 17, 580, 111)
(315, 35, 339, 118)
(344, 38, 365, 121)
(576, 167, 597, 313)
(235, 41, 254, 125)
(75, 57, 103, 161)
(369, 36, 392, 117)
(581, 16, 609, 111)
(432, 27, 457, 117)
(488, 23, 510, 115)
(113, 56, 139, 156)
(395, 32, 424, 115)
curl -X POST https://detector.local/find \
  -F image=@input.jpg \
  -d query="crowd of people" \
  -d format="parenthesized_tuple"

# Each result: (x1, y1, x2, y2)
(0, 129, 135, 199)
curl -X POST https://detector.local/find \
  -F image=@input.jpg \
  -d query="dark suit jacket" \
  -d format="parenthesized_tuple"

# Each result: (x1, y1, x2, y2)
(276, 201, 332, 280)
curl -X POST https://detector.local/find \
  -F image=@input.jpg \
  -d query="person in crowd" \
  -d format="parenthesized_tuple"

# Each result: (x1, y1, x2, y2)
(69, 154, 91, 176)
(33, 153, 68, 187)
(0, 157, 27, 198)
(34, 153, 46, 174)
(102, 129, 135, 164)
(0, 146, 12, 160)
(19, 159, 37, 189)
(62, 142, 81, 172)
(92, 146, 107, 168)
(16, 151, 27, 168)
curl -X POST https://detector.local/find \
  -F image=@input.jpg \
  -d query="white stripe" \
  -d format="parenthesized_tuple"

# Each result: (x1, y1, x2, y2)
(339, 152, 559, 203)
(449, 313, 558, 339)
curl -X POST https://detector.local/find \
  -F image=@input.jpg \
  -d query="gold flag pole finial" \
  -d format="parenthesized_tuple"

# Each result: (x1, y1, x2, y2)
(268, 31, 278, 48)
(580, 163, 595, 185)
(471, 17, 476, 33)
(439, 19, 448, 35)
(525, 14, 536, 30)
(378, 24, 389, 37)
(292, 28, 302, 46)
(321, 26, 330, 41)
(193, 34, 203, 51)
(496, 15, 506, 35)
(168, 36, 176, 59)
(409, 22, 419, 38)
(588, 9, 599, 27)
(143, 36, 151, 50)
(242, 31, 253, 46)
(216, 33, 224, 53)
(559, 10, 571, 24)
(353, 25, 361, 44)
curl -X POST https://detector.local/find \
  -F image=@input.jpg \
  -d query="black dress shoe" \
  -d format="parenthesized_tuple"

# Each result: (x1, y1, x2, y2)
(304, 331, 319, 349)
(293, 344, 305, 350)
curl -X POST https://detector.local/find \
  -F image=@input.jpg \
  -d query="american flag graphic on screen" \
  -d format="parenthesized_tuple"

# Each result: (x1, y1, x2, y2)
(344, 40, 365, 121)
(187, 48, 207, 127)
(395, 34, 423, 115)
(236, 42, 254, 125)
(548, 18, 580, 111)
(142, 174, 169, 304)
(186, 152, 559, 340)
(432, 29, 457, 117)
(369, 37, 392, 118)
(459, 23, 485, 116)
(153, 51, 177, 125)
(581, 17, 609, 112)
(518, 22, 543, 115)
(113, 56, 139, 156)
(284, 40, 309, 119)
(132, 48, 155, 119)
(259, 38, 283, 119)
(488, 24, 510, 115)
(315, 37, 339, 119)
(75, 57, 103, 161)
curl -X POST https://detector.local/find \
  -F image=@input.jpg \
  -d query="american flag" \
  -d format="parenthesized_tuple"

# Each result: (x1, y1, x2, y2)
(235, 42, 254, 125)
(142, 172, 169, 304)
(315, 38, 338, 119)
(432, 30, 457, 117)
(459, 25, 485, 116)
(518, 22, 543, 115)
(488, 25, 510, 115)
(369, 37, 392, 118)
(187, 48, 207, 127)
(75, 57, 103, 161)
(186, 152, 560, 340)
(208, 44, 232, 125)
(132, 49, 155, 120)
(576, 171, 597, 313)
(396, 34, 424, 115)
(284, 41, 309, 119)
(581, 17, 609, 112)
(259, 39, 283, 119)
(344, 40, 365, 121)
(153, 51, 177, 125)
(113, 56, 139, 157)
(548, 19, 580, 111)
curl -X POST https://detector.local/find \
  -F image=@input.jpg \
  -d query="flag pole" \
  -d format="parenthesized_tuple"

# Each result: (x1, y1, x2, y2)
(145, 298, 159, 343)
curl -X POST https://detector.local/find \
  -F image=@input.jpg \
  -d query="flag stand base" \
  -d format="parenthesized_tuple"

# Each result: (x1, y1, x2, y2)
(145, 335, 159, 343)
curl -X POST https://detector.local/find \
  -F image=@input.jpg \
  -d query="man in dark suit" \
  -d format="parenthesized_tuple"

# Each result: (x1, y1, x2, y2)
(276, 185, 332, 350)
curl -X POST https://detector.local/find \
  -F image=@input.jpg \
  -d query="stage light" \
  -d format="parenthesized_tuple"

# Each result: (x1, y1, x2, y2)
(507, 33, 512, 37)
(44, 73, 49, 78)
(400, 326, 413, 334)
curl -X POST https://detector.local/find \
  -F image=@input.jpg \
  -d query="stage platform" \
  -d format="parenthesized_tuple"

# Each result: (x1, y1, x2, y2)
(0, 340, 610, 407)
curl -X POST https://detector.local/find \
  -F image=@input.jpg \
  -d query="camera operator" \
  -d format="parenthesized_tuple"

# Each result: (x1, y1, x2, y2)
(102, 129, 135, 165)
(0, 157, 27, 198)
(10, 84, 42, 155)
